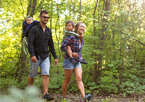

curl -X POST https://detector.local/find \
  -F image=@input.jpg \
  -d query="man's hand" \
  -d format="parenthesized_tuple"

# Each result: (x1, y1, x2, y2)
(72, 53, 78, 59)
(31, 56, 37, 63)
(54, 59, 58, 66)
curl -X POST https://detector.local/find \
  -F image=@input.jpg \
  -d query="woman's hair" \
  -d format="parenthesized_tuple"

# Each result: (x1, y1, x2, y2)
(26, 16, 33, 20)
(75, 21, 85, 33)
(66, 20, 75, 27)
(40, 10, 48, 16)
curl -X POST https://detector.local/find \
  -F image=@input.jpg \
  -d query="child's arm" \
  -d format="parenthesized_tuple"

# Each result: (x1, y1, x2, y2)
(67, 46, 72, 58)
(67, 46, 78, 59)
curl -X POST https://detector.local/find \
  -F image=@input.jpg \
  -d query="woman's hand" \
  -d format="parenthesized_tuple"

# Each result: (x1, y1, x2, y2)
(72, 53, 78, 59)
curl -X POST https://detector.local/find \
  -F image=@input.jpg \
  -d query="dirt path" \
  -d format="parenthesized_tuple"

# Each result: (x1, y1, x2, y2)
(43, 93, 145, 102)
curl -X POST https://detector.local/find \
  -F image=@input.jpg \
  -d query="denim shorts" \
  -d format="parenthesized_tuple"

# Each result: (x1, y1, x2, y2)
(29, 57, 50, 78)
(63, 58, 82, 70)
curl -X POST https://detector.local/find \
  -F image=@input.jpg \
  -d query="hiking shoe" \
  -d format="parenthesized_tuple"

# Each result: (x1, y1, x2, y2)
(61, 96, 71, 102)
(43, 93, 54, 100)
(70, 57, 77, 64)
(80, 59, 87, 64)
(82, 94, 92, 102)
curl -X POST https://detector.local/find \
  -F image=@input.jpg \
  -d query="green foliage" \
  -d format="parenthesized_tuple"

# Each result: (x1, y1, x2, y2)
(0, 78, 17, 92)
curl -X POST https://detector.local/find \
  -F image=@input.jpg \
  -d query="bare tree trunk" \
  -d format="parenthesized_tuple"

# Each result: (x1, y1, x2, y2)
(19, 0, 25, 19)
(18, 49, 27, 83)
(79, 0, 81, 21)
(92, 0, 98, 82)
(55, 0, 61, 60)
(27, 0, 32, 16)
(93, 0, 110, 83)
(18, 0, 37, 83)
(30, 0, 37, 17)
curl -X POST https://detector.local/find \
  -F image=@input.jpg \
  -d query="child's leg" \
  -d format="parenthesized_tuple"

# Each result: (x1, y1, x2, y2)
(67, 46, 72, 58)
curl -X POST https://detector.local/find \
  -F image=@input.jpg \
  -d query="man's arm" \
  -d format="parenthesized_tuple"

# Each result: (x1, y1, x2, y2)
(48, 30, 58, 66)
(28, 28, 38, 63)
(48, 30, 57, 59)
(28, 28, 36, 57)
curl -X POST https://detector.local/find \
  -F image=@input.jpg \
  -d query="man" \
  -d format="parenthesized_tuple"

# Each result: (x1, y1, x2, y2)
(27, 10, 58, 100)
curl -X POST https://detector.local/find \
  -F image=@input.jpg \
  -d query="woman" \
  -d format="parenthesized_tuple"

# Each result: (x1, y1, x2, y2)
(60, 22, 92, 102)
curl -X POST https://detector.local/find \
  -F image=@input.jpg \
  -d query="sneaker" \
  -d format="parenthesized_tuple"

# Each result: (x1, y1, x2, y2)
(61, 96, 71, 102)
(43, 93, 54, 100)
(82, 94, 92, 102)
(80, 59, 87, 64)
(70, 57, 77, 64)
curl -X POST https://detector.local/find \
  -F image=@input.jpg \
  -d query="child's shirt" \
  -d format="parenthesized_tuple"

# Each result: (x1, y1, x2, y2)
(61, 29, 79, 44)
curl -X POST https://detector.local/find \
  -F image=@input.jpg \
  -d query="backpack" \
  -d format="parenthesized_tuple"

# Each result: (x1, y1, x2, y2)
(22, 21, 39, 38)
(22, 21, 39, 55)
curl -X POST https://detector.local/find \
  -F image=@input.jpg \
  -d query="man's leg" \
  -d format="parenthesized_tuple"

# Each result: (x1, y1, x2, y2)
(27, 57, 40, 86)
(27, 76, 34, 85)
(62, 69, 73, 98)
(42, 75, 49, 95)
(40, 57, 53, 100)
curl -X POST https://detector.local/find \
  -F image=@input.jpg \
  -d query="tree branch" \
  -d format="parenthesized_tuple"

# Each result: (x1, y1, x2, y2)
(27, 0, 32, 16)
(19, 0, 25, 19)
(79, 0, 81, 21)
(30, 0, 37, 17)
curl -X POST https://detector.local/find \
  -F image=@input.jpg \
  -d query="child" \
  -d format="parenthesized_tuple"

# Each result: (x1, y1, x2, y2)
(22, 16, 39, 38)
(62, 20, 87, 64)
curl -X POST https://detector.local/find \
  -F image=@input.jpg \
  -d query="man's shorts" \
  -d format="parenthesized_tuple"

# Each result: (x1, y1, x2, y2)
(29, 57, 50, 78)
(63, 58, 82, 70)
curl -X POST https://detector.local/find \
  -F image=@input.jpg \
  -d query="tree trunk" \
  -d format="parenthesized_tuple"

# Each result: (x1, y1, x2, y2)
(79, 0, 81, 21)
(27, 0, 32, 16)
(18, 0, 37, 83)
(93, 0, 110, 83)
(92, 0, 98, 82)
(55, 0, 61, 60)
(30, 0, 37, 17)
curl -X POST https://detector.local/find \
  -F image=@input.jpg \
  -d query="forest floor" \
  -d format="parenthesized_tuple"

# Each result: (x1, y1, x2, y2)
(42, 93, 145, 102)
(1, 89, 145, 102)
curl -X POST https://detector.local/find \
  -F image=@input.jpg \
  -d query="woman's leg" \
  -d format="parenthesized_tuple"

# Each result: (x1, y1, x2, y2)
(62, 69, 73, 98)
(74, 68, 85, 98)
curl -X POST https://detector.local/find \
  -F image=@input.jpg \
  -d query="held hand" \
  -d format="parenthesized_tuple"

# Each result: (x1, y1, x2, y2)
(54, 59, 58, 66)
(31, 56, 37, 63)
(72, 53, 78, 59)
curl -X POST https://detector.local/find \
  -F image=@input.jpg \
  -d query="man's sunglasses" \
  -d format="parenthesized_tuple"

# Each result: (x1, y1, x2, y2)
(41, 16, 50, 19)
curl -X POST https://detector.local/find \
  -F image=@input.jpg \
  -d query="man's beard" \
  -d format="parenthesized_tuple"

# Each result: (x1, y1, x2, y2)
(42, 20, 47, 24)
